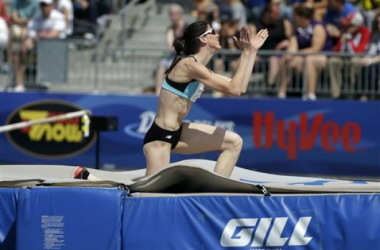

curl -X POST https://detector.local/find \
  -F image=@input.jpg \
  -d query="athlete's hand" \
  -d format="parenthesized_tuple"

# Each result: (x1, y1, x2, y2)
(250, 29, 269, 51)
(232, 27, 252, 52)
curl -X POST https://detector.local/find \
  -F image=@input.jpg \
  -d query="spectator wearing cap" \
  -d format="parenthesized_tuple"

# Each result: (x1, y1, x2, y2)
(27, 0, 66, 40)
(12, 0, 65, 91)
(328, 12, 371, 99)
(278, 6, 333, 100)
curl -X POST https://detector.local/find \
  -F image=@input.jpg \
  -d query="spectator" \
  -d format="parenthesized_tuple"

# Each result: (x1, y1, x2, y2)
(0, 0, 10, 72)
(194, 0, 220, 29)
(0, 13, 8, 49)
(10, 0, 40, 42)
(246, 0, 267, 22)
(0, 0, 10, 24)
(0, 10, 8, 50)
(312, 0, 329, 20)
(278, 6, 333, 100)
(13, 0, 66, 91)
(353, 0, 380, 30)
(225, 0, 247, 29)
(215, 0, 232, 21)
(72, 0, 111, 37)
(328, 12, 371, 99)
(357, 12, 380, 100)
(54, 0, 73, 36)
(278, 0, 295, 20)
(280, 0, 328, 21)
(154, 4, 187, 94)
(248, 0, 297, 96)
(323, 0, 358, 46)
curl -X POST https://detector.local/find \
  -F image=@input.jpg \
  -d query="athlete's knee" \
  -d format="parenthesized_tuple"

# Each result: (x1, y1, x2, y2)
(226, 132, 243, 152)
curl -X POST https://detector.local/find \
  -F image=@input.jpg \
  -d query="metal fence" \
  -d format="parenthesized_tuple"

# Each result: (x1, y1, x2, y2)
(212, 50, 380, 100)
(1, 45, 379, 100)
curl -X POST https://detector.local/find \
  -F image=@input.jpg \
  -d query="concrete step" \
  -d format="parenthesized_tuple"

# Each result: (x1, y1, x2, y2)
(59, 1, 198, 95)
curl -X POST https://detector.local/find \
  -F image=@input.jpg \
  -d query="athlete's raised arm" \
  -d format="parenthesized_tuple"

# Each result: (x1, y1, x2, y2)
(183, 27, 268, 96)
(185, 27, 268, 96)
(233, 28, 269, 94)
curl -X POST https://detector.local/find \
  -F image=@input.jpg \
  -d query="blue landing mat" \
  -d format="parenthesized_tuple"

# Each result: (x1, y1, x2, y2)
(0, 188, 379, 250)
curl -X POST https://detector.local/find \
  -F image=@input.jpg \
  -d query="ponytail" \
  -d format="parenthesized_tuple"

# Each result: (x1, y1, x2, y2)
(165, 36, 185, 75)
(173, 36, 185, 55)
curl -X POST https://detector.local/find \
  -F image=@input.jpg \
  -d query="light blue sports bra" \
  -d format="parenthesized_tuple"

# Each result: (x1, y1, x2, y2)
(161, 55, 205, 102)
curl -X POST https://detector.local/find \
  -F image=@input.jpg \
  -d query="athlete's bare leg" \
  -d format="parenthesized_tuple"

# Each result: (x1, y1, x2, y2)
(143, 141, 172, 176)
(173, 123, 243, 177)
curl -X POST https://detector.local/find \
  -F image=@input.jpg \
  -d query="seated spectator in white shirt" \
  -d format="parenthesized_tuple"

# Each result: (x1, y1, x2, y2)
(54, 0, 73, 36)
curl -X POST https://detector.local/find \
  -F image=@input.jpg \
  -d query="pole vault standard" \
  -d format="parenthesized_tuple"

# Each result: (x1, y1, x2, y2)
(0, 110, 92, 134)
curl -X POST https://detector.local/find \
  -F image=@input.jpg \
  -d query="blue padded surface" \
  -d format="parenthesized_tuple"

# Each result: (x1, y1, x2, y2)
(0, 188, 19, 250)
(123, 194, 380, 250)
(16, 187, 125, 250)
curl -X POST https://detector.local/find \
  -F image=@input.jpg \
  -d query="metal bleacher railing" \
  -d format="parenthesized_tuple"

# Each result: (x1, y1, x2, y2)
(1, 45, 380, 100)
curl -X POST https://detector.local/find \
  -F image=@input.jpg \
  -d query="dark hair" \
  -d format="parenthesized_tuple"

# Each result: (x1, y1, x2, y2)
(165, 21, 208, 74)
(294, 5, 314, 20)
(262, 2, 272, 16)
(262, 0, 281, 18)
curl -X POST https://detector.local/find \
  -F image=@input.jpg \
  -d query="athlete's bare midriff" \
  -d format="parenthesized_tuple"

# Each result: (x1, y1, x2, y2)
(155, 89, 192, 131)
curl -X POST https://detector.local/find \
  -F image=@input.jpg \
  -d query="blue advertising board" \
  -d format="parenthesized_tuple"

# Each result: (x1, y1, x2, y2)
(122, 194, 380, 250)
(0, 92, 379, 177)
(16, 187, 125, 250)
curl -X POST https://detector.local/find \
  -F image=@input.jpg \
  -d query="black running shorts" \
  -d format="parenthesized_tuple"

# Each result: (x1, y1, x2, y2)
(143, 120, 182, 149)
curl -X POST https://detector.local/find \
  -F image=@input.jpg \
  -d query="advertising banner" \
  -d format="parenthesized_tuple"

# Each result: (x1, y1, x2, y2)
(0, 92, 379, 177)
(123, 194, 380, 250)
(16, 187, 125, 250)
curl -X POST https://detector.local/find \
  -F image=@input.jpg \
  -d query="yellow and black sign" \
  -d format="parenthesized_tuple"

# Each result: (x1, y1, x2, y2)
(6, 100, 96, 159)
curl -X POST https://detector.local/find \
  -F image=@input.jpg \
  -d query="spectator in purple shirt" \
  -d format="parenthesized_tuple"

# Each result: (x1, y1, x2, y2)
(278, 5, 332, 100)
